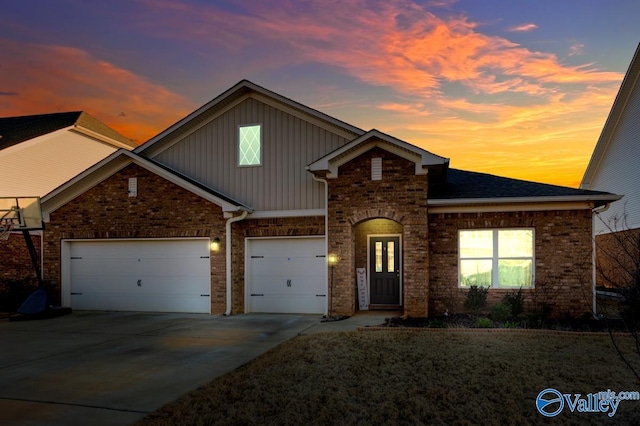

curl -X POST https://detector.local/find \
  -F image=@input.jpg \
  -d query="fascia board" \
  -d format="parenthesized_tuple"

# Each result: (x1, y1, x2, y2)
(71, 125, 135, 150)
(427, 194, 623, 213)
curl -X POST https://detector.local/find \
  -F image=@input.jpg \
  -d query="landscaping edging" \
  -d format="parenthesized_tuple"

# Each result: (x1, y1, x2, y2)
(357, 326, 633, 336)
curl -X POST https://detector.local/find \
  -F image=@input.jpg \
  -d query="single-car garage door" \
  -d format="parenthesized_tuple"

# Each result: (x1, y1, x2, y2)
(246, 237, 326, 314)
(67, 239, 211, 313)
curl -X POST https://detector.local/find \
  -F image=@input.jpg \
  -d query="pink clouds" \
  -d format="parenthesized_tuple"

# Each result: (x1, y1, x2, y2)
(0, 38, 194, 143)
(508, 23, 538, 32)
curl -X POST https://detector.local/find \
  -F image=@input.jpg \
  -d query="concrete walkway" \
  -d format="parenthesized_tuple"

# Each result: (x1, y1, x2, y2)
(0, 311, 392, 426)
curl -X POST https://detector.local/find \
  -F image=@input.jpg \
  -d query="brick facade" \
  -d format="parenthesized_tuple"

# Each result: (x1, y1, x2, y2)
(428, 209, 594, 317)
(1, 232, 42, 280)
(326, 147, 429, 317)
(594, 228, 640, 289)
(43, 163, 228, 312)
(40, 154, 597, 319)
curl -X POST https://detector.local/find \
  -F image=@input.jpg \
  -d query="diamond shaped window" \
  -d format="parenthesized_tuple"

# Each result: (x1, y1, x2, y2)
(239, 125, 261, 166)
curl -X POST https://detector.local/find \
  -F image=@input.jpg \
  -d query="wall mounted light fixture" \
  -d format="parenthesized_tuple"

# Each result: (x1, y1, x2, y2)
(210, 237, 221, 252)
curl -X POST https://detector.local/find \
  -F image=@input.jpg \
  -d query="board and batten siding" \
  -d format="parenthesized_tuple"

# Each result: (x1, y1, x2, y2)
(590, 78, 640, 234)
(154, 97, 351, 212)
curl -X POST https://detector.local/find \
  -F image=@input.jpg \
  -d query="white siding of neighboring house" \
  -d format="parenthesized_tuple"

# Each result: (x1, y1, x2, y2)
(589, 80, 640, 235)
(154, 96, 352, 212)
(0, 129, 119, 197)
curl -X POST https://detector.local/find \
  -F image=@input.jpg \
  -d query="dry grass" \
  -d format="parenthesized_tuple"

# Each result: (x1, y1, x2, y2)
(137, 331, 640, 425)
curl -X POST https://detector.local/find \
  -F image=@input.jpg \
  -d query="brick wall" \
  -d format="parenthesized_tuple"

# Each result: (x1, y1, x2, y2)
(327, 147, 429, 317)
(428, 209, 594, 317)
(595, 228, 640, 288)
(43, 163, 227, 312)
(1, 232, 41, 280)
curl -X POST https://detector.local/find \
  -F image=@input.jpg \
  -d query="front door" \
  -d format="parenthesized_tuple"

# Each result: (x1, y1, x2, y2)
(369, 236, 400, 305)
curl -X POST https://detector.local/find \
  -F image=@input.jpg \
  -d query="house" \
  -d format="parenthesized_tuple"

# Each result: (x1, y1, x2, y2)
(40, 81, 619, 317)
(581, 43, 640, 288)
(0, 111, 134, 280)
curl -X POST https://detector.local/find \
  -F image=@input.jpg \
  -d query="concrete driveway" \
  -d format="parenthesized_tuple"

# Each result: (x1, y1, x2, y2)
(0, 312, 321, 426)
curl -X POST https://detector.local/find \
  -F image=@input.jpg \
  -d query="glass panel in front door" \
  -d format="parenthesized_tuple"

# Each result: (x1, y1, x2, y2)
(369, 236, 400, 305)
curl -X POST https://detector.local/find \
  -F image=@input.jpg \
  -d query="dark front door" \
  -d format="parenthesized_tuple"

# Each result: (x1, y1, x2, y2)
(369, 236, 400, 305)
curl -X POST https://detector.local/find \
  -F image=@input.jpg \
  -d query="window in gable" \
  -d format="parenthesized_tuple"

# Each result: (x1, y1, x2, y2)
(238, 124, 262, 166)
(459, 229, 534, 288)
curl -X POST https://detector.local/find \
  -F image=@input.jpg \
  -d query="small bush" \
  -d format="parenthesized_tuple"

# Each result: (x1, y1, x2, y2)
(428, 319, 447, 329)
(502, 288, 525, 318)
(490, 303, 511, 322)
(473, 317, 493, 328)
(463, 285, 489, 314)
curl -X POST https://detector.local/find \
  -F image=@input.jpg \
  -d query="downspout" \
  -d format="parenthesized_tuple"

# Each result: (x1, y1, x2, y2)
(310, 172, 329, 317)
(224, 209, 249, 316)
(592, 203, 612, 317)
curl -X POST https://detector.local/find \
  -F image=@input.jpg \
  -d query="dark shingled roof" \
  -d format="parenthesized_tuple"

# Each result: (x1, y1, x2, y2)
(0, 111, 135, 151)
(430, 168, 616, 200)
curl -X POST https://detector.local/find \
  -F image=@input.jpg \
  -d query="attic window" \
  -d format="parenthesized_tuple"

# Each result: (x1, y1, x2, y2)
(371, 157, 382, 180)
(239, 124, 261, 166)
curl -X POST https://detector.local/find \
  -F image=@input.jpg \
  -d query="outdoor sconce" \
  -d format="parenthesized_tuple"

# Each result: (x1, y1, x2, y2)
(210, 237, 221, 252)
(328, 253, 340, 265)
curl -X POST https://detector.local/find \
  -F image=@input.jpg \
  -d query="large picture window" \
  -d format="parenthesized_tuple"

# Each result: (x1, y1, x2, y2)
(238, 124, 261, 166)
(459, 229, 534, 288)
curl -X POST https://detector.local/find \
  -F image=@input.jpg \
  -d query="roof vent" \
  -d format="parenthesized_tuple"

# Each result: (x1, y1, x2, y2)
(371, 157, 382, 181)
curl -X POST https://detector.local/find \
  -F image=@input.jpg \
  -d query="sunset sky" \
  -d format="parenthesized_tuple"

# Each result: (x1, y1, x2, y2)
(1, 1, 639, 187)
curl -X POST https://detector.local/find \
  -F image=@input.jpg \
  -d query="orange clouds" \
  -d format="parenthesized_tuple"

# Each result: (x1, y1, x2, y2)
(0, 38, 194, 143)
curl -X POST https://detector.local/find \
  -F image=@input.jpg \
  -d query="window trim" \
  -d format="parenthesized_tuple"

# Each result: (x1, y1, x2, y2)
(458, 228, 535, 289)
(238, 124, 262, 167)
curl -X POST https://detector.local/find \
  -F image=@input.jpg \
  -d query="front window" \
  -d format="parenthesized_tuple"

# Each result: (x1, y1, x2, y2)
(238, 124, 261, 166)
(459, 229, 534, 288)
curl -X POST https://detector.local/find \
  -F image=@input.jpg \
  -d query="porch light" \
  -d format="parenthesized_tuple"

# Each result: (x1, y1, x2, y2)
(328, 253, 340, 265)
(210, 237, 221, 252)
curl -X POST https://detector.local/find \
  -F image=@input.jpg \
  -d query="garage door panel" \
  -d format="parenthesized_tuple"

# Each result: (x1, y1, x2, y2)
(69, 240, 210, 313)
(74, 293, 210, 313)
(249, 294, 326, 314)
(247, 238, 326, 314)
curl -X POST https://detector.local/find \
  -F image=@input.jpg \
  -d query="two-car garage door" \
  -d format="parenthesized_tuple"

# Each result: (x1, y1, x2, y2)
(64, 237, 326, 314)
(67, 239, 211, 313)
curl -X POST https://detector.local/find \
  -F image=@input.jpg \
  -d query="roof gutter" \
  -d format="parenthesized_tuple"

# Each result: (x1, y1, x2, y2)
(428, 194, 622, 206)
(224, 209, 249, 316)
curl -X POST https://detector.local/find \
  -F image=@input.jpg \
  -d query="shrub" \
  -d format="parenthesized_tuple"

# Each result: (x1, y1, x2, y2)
(490, 302, 511, 322)
(474, 317, 493, 328)
(502, 288, 525, 318)
(463, 285, 489, 314)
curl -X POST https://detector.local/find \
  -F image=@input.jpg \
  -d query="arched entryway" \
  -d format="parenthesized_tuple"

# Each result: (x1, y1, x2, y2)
(354, 218, 403, 310)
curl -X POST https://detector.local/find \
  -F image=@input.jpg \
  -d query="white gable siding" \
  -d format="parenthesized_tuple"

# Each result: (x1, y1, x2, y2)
(154, 97, 351, 211)
(591, 81, 640, 234)
(0, 130, 118, 197)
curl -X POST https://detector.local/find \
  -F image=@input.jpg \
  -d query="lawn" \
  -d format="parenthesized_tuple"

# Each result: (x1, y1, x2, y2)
(137, 331, 640, 425)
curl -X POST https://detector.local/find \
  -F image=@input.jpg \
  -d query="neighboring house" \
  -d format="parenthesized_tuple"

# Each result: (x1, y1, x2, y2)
(0, 111, 134, 279)
(581, 43, 640, 288)
(41, 81, 619, 317)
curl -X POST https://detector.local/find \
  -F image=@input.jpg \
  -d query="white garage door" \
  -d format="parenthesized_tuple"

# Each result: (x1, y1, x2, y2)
(246, 238, 326, 314)
(68, 239, 211, 313)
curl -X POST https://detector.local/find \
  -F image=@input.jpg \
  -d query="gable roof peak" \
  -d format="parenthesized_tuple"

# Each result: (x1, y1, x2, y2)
(135, 80, 364, 156)
(581, 42, 640, 188)
(307, 128, 449, 178)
